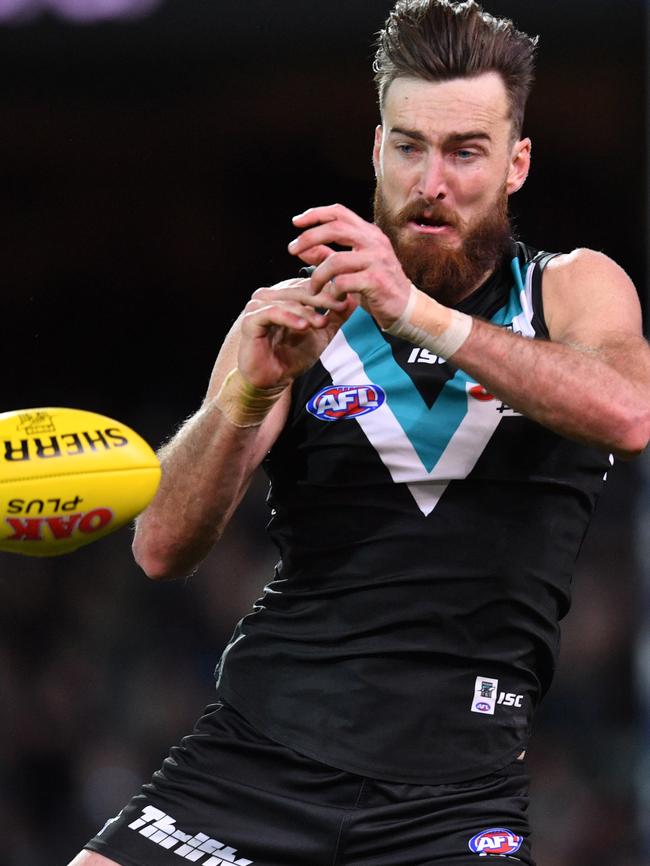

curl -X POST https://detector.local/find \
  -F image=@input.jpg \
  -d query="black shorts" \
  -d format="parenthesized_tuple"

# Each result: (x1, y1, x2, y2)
(85, 702, 534, 866)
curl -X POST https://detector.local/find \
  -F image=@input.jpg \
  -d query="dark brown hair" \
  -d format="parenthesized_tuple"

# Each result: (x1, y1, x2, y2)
(374, 0, 538, 137)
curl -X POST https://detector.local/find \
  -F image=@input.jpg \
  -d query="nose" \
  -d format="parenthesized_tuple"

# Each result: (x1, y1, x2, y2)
(417, 153, 448, 201)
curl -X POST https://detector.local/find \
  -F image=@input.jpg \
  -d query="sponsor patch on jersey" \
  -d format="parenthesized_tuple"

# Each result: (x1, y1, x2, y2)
(468, 384, 495, 401)
(468, 827, 523, 857)
(470, 675, 498, 715)
(306, 384, 385, 421)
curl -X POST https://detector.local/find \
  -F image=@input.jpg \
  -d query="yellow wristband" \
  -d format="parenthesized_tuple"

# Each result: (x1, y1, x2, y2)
(215, 368, 287, 428)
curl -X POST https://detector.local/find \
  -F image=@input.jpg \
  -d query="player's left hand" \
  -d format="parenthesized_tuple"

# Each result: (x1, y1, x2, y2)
(288, 203, 412, 330)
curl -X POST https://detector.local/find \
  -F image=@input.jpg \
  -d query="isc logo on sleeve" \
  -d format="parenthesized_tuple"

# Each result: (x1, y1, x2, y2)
(306, 385, 386, 421)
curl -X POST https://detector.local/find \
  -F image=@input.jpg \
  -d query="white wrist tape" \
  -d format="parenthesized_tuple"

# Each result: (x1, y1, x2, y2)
(383, 285, 473, 359)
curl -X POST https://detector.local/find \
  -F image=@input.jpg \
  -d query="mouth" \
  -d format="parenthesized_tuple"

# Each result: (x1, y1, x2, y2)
(407, 217, 456, 235)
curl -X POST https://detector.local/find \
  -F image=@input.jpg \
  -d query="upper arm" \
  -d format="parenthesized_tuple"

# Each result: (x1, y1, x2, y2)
(541, 249, 650, 456)
(543, 248, 643, 349)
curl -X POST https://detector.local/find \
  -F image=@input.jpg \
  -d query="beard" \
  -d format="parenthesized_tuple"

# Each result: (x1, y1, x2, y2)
(373, 182, 512, 307)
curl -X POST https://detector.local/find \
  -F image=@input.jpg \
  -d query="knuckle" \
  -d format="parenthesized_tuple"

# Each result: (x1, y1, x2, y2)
(363, 265, 379, 286)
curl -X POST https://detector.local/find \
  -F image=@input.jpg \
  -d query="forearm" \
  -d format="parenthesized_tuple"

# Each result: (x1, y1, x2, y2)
(132, 399, 266, 580)
(452, 317, 649, 456)
(132, 276, 346, 579)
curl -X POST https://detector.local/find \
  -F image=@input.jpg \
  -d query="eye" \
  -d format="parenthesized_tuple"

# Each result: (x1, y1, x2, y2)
(455, 149, 475, 160)
(396, 143, 418, 156)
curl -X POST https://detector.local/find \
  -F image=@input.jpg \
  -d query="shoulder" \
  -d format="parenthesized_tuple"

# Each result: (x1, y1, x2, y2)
(545, 247, 633, 284)
(540, 247, 642, 343)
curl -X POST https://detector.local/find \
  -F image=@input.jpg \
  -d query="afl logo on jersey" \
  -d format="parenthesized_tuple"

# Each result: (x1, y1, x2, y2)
(307, 384, 386, 422)
(468, 828, 523, 857)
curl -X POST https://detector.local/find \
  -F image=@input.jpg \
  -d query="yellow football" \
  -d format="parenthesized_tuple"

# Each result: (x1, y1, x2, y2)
(0, 407, 161, 556)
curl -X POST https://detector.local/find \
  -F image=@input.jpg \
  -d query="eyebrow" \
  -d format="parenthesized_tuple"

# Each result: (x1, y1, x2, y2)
(389, 126, 492, 145)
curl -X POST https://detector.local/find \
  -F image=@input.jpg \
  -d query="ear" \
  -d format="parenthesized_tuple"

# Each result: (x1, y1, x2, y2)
(506, 137, 531, 195)
(372, 125, 383, 177)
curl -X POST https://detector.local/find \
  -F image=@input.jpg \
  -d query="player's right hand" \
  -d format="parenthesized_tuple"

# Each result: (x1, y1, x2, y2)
(238, 277, 355, 390)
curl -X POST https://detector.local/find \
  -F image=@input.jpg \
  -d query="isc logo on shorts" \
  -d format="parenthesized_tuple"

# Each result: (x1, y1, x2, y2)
(469, 827, 523, 856)
(306, 384, 385, 421)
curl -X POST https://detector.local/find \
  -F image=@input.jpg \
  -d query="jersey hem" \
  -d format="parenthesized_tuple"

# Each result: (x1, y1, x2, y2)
(216, 682, 529, 786)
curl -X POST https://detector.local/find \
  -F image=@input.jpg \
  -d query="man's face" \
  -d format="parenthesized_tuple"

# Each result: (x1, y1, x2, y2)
(372, 72, 531, 304)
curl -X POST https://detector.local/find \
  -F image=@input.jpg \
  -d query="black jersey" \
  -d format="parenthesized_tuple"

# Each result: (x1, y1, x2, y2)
(216, 243, 612, 784)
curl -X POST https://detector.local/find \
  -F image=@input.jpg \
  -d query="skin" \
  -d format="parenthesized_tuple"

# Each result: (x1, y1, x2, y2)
(70, 71, 650, 866)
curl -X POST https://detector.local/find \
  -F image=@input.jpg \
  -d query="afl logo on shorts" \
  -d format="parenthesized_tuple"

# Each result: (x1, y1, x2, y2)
(469, 828, 523, 856)
(474, 702, 491, 713)
(307, 385, 385, 421)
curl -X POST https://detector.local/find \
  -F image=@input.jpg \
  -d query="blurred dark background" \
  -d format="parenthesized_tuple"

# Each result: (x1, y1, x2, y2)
(0, 1, 647, 864)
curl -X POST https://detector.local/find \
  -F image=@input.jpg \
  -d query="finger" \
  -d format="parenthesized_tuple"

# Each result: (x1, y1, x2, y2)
(250, 275, 322, 304)
(289, 204, 371, 255)
(242, 301, 326, 336)
(288, 220, 369, 258)
(322, 294, 359, 330)
(258, 299, 329, 325)
(291, 203, 359, 228)
(252, 283, 344, 313)
(251, 280, 310, 303)
(268, 277, 312, 291)
(309, 250, 372, 295)
(313, 269, 380, 301)
(318, 272, 363, 299)
(291, 244, 336, 268)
